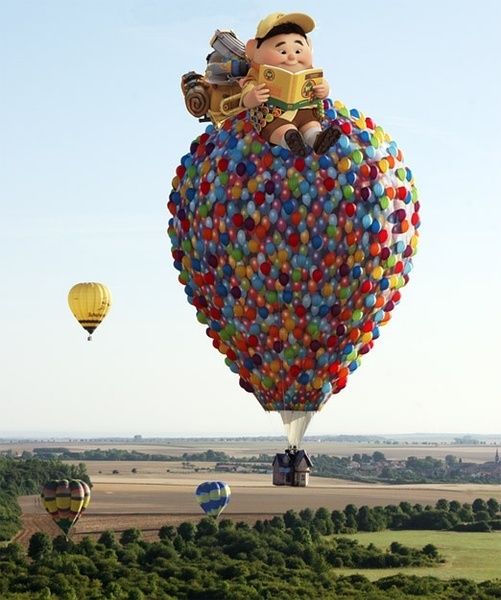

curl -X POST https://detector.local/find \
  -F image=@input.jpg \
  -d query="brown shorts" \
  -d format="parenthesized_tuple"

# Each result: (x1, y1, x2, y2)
(259, 107, 320, 142)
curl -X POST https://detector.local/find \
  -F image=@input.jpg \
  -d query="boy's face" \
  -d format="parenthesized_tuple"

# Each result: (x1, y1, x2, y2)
(251, 33, 313, 72)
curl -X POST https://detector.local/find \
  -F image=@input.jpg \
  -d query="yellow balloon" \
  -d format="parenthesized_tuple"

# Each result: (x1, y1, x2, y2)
(68, 282, 112, 341)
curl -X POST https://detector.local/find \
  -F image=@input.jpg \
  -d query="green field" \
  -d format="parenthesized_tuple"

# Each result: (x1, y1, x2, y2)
(332, 530, 500, 582)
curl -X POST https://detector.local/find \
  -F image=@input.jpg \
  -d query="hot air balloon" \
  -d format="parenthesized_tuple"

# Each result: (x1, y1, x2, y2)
(41, 479, 91, 537)
(68, 282, 112, 340)
(195, 481, 231, 517)
(168, 97, 420, 451)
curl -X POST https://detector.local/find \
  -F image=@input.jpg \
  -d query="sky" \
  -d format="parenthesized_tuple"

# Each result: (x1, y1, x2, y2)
(1, 0, 500, 440)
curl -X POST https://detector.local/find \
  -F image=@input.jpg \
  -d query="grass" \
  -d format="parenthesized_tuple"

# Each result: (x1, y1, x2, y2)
(332, 530, 501, 582)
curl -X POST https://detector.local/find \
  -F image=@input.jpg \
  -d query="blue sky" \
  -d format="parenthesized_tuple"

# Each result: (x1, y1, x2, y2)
(1, 0, 500, 438)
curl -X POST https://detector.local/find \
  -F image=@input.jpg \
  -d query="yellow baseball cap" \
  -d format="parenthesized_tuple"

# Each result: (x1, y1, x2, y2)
(255, 12, 315, 39)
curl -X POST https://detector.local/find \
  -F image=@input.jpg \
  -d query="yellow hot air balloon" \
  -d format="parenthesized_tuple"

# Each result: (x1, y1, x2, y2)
(68, 282, 112, 341)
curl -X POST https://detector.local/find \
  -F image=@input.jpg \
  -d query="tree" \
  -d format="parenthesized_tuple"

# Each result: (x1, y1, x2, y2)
(487, 498, 500, 518)
(435, 499, 449, 511)
(313, 507, 333, 535)
(51, 572, 79, 599)
(98, 530, 120, 549)
(459, 505, 474, 523)
(218, 518, 234, 530)
(1, 541, 26, 563)
(28, 532, 53, 560)
(196, 516, 218, 538)
(399, 501, 414, 515)
(472, 498, 488, 514)
(381, 466, 394, 479)
(52, 534, 75, 553)
(78, 536, 98, 557)
(158, 525, 177, 541)
(422, 543, 439, 559)
(371, 506, 388, 531)
(292, 527, 312, 545)
(357, 505, 377, 532)
(344, 504, 358, 531)
(268, 515, 285, 530)
(331, 509, 346, 533)
(120, 528, 142, 545)
(177, 521, 196, 542)
(473, 510, 491, 523)
(299, 507, 314, 524)
(345, 513, 358, 531)
(390, 541, 410, 555)
(283, 509, 302, 529)
(445, 455, 457, 467)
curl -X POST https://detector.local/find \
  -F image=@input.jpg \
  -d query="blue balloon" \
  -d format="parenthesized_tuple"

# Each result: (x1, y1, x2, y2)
(195, 481, 231, 518)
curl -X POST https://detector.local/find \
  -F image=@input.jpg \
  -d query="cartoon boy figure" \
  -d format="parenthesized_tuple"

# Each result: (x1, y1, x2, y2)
(240, 12, 341, 157)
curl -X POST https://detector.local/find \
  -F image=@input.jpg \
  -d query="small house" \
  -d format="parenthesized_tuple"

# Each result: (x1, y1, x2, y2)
(272, 449, 313, 487)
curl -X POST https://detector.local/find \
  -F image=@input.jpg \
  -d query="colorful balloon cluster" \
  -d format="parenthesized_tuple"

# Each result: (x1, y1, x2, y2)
(41, 479, 91, 536)
(168, 99, 420, 414)
(195, 481, 231, 517)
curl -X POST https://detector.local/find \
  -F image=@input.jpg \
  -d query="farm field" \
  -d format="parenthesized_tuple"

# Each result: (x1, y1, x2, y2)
(15, 465, 501, 545)
(332, 530, 501, 583)
(26, 467, 501, 514)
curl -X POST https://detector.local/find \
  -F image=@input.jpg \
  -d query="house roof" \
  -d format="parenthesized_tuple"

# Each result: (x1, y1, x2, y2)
(273, 449, 313, 469)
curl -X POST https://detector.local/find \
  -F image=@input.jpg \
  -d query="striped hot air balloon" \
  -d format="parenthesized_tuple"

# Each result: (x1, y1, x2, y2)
(41, 479, 91, 536)
(195, 481, 231, 517)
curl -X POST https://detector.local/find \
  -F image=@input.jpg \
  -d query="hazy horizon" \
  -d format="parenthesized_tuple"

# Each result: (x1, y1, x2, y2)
(1, 430, 500, 441)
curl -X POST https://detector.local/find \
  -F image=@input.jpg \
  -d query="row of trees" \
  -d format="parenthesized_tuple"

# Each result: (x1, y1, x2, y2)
(326, 498, 500, 534)
(31, 447, 262, 464)
(1, 515, 498, 599)
(0, 455, 90, 541)
(26, 447, 500, 483)
(31, 447, 178, 462)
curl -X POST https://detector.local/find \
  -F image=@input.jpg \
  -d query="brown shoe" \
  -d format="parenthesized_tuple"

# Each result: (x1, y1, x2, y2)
(284, 129, 308, 157)
(313, 125, 342, 155)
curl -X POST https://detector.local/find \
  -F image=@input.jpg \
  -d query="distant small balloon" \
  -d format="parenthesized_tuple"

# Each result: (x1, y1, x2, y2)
(195, 481, 231, 517)
(68, 282, 112, 341)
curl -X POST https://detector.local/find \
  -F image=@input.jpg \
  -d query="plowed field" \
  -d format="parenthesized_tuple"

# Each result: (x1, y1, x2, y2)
(15, 470, 501, 545)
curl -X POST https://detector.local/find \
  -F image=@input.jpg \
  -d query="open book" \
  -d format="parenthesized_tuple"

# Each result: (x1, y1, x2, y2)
(257, 64, 323, 111)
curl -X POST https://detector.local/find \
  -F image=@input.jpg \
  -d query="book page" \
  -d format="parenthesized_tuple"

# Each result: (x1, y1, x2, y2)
(257, 65, 323, 110)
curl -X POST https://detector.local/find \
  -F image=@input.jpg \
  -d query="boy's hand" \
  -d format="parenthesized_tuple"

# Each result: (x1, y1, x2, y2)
(313, 81, 329, 100)
(243, 83, 270, 108)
